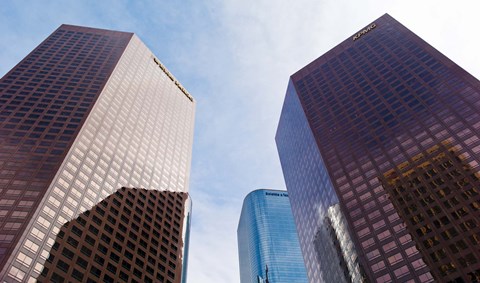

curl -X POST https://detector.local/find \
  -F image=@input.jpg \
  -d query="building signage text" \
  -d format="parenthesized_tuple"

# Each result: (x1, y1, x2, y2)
(266, 192, 288, 197)
(153, 57, 194, 102)
(352, 23, 376, 41)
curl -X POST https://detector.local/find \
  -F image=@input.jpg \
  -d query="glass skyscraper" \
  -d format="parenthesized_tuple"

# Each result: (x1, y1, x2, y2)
(276, 14, 480, 282)
(237, 189, 308, 283)
(0, 25, 195, 282)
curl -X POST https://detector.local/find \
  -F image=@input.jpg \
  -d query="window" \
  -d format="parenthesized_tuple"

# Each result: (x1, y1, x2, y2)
(94, 254, 105, 266)
(377, 230, 392, 241)
(71, 225, 83, 236)
(90, 266, 101, 278)
(419, 272, 433, 282)
(124, 250, 133, 260)
(109, 252, 120, 263)
(57, 260, 69, 272)
(115, 233, 125, 242)
(95, 207, 105, 216)
(107, 263, 117, 274)
(119, 271, 129, 281)
(62, 247, 74, 259)
(394, 265, 409, 279)
(88, 225, 99, 235)
(377, 273, 392, 283)
(92, 215, 102, 225)
(135, 258, 144, 268)
(17, 252, 33, 267)
(76, 257, 88, 269)
(72, 269, 84, 281)
(107, 215, 116, 225)
(81, 246, 92, 257)
(358, 227, 371, 238)
(51, 272, 65, 283)
(113, 242, 123, 253)
(133, 268, 142, 279)
(101, 233, 111, 244)
(121, 260, 131, 271)
(388, 253, 403, 265)
(66, 236, 79, 248)
(85, 235, 95, 246)
(103, 274, 114, 283)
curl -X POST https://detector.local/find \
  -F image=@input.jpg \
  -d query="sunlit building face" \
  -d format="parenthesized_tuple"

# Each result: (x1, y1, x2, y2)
(0, 25, 195, 282)
(276, 13, 480, 283)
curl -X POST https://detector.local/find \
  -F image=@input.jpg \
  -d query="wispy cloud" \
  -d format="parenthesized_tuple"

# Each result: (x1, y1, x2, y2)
(1, 1, 479, 282)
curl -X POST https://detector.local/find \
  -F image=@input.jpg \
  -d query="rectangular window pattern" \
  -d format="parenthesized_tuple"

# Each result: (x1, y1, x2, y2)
(1, 25, 195, 282)
(277, 14, 480, 283)
(37, 188, 191, 283)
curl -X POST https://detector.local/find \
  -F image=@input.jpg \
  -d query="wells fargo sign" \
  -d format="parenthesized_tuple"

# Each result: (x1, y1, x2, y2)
(153, 57, 194, 102)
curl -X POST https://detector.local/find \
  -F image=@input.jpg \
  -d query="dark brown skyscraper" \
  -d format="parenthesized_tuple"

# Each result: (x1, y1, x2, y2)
(276, 14, 480, 282)
(37, 187, 191, 283)
(0, 25, 195, 282)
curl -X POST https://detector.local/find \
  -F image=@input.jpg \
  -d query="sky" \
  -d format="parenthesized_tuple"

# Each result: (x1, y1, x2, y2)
(1, 0, 480, 282)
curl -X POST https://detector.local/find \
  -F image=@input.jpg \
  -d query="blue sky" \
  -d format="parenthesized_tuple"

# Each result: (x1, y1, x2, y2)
(1, 1, 480, 282)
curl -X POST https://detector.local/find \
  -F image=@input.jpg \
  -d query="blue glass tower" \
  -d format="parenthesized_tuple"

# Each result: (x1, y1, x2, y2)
(237, 189, 308, 283)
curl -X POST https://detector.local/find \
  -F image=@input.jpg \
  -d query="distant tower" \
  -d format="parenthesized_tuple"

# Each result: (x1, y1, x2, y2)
(237, 189, 308, 283)
(0, 25, 195, 282)
(276, 13, 480, 282)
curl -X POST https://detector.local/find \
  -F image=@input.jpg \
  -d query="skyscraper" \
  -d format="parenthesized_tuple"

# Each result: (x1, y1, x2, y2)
(237, 189, 308, 283)
(0, 25, 195, 282)
(276, 14, 480, 282)
(37, 187, 191, 283)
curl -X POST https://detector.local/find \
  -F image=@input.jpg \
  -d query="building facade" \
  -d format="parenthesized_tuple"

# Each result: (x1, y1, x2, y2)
(237, 189, 308, 283)
(323, 203, 365, 283)
(0, 25, 195, 282)
(37, 187, 191, 283)
(276, 14, 480, 282)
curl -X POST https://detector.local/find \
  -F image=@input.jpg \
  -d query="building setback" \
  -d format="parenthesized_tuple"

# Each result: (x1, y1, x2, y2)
(0, 25, 195, 282)
(276, 14, 480, 282)
(37, 187, 191, 283)
(237, 189, 308, 283)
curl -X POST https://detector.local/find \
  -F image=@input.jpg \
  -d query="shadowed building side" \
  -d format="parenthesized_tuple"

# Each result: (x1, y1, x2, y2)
(381, 142, 480, 281)
(37, 187, 192, 283)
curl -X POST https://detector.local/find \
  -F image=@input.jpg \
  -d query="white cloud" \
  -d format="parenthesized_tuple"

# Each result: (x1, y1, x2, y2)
(1, 1, 479, 282)
(187, 1, 480, 282)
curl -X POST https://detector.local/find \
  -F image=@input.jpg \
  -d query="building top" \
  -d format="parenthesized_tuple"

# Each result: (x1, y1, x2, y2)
(291, 13, 476, 86)
(56, 24, 194, 102)
(58, 24, 134, 36)
(291, 13, 389, 80)
(242, 188, 288, 200)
